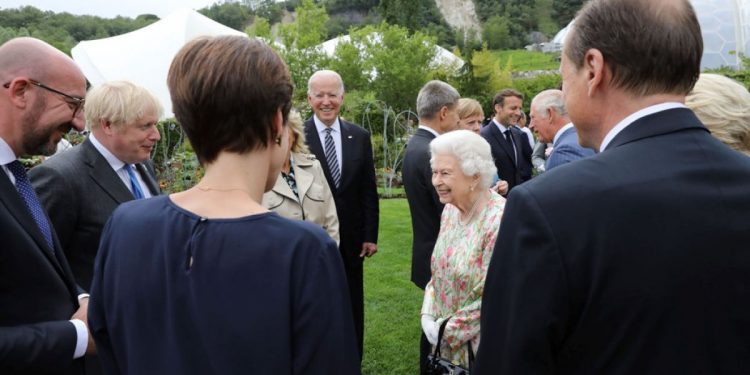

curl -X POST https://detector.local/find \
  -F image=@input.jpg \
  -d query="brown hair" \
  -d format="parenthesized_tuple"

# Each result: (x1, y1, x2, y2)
(565, 0, 702, 96)
(492, 88, 523, 110)
(167, 36, 293, 164)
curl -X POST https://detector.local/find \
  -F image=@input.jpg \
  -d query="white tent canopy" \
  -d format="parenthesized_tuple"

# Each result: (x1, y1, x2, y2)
(72, 8, 247, 119)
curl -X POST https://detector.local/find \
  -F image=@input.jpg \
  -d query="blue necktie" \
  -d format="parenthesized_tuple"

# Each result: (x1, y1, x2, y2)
(6, 160, 54, 252)
(124, 164, 144, 199)
(324, 127, 341, 188)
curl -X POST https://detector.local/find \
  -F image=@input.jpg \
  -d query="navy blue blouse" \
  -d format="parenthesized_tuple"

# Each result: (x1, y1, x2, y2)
(89, 196, 359, 374)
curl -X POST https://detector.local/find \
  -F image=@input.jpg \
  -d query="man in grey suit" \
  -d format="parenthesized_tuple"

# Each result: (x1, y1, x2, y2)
(0, 37, 92, 374)
(528, 89, 594, 170)
(30, 81, 162, 292)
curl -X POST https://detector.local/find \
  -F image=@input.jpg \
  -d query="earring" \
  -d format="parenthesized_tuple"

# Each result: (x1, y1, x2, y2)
(274, 137, 282, 146)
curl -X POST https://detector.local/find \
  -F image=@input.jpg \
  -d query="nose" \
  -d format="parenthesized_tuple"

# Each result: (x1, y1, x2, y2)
(71, 111, 86, 132)
(151, 126, 162, 141)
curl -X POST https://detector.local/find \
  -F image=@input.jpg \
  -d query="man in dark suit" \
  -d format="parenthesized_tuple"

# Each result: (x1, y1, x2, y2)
(0, 37, 92, 374)
(528, 89, 594, 170)
(303, 70, 379, 359)
(475, 0, 750, 374)
(480, 88, 532, 193)
(402, 80, 459, 371)
(30, 81, 162, 292)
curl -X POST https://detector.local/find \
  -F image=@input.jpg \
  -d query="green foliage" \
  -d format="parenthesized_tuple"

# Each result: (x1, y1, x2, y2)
(246, 16, 271, 40)
(0, 6, 157, 54)
(198, 2, 252, 31)
(512, 73, 562, 111)
(552, 0, 584, 27)
(377, 0, 454, 45)
(482, 15, 511, 50)
(151, 119, 204, 193)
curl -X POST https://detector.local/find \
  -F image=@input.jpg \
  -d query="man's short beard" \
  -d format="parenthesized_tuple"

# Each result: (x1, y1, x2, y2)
(20, 96, 69, 156)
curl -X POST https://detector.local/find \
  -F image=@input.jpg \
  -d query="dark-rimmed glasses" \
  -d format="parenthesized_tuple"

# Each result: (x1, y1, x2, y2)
(3, 79, 85, 118)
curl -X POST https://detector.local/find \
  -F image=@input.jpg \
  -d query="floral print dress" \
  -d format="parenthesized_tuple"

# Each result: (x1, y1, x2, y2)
(421, 190, 505, 367)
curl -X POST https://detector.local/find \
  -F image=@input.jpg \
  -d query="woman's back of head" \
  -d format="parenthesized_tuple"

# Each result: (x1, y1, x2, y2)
(167, 36, 293, 165)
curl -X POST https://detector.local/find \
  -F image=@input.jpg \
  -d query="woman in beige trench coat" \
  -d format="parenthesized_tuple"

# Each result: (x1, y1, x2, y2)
(262, 110, 340, 245)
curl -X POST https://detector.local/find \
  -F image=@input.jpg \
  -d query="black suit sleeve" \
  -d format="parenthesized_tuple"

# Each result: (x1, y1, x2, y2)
(474, 186, 569, 375)
(29, 163, 78, 253)
(360, 131, 379, 244)
(0, 321, 78, 372)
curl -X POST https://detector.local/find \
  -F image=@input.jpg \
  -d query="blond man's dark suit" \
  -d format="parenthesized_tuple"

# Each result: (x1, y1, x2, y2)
(29, 138, 160, 291)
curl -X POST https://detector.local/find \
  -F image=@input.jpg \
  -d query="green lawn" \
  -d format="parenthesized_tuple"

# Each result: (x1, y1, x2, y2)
(362, 198, 422, 374)
(494, 49, 560, 71)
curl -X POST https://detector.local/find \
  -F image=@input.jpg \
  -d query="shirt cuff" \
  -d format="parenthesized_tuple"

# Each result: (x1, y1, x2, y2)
(78, 293, 90, 301)
(69, 319, 89, 359)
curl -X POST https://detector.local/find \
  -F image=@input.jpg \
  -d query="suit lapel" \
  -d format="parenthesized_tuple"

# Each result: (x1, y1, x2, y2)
(271, 172, 299, 201)
(135, 162, 160, 196)
(0, 170, 65, 275)
(339, 121, 355, 190)
(82, 140, 135, 203)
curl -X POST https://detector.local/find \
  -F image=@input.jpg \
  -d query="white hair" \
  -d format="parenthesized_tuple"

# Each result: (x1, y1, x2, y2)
(307, 70, 345, 95)
(531, 89, 567, 118)
(429, 130, 497, 188)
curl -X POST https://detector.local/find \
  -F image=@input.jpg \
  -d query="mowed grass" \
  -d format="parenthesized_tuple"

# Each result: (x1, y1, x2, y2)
(362, 198, 423, 375)
(494, 49, 560, 71)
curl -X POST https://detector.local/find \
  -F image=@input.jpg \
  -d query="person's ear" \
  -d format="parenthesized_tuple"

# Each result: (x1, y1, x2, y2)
(5, 78, 32, 109)
(584, 48, 605, 97)
(272, 109, 284, 146)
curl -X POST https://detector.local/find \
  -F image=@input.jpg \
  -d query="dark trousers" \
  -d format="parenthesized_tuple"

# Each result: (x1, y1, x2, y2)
(341, 246, 364, 360)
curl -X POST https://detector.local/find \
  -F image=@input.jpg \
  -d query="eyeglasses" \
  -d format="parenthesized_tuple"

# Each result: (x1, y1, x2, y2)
(3, 79, 85, 119)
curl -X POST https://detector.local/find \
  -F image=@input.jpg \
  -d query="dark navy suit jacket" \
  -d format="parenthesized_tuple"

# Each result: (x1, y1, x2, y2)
(476, 108, 750, 374)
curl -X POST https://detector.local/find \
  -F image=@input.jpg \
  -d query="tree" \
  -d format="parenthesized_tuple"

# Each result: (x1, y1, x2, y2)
(552, 0, 584, 27)
(246, 16, 271, 41)
(483, 15, 511, 50)
(198, 2, 252, 31)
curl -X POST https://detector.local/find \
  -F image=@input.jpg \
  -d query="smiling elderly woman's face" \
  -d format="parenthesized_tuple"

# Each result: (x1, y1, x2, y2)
(431, 153, 474, 207)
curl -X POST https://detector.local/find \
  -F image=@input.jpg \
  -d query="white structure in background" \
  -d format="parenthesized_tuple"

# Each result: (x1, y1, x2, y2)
(691, 0, 750, 69)
(318, 33, 464, 74)
(72, 8, 247, 119)
(548, 0, 750, 70)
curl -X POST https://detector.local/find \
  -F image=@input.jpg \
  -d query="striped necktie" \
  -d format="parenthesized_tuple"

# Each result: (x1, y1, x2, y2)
(324, 127, 341, 188)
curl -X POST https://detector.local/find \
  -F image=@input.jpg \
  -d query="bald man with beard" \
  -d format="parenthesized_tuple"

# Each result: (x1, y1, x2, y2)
(0, 37, 94, 374)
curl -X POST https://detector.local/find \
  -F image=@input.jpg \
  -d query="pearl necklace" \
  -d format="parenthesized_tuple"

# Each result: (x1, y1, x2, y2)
(459, 190, 487, 225)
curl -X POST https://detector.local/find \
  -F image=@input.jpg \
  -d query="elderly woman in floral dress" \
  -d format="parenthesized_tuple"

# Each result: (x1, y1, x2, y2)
(421, 130, 505, 369)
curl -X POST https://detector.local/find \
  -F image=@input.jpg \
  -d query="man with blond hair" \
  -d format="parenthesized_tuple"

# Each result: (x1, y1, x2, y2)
(31, 81, 162, 292)
(476, 0, 750, 373)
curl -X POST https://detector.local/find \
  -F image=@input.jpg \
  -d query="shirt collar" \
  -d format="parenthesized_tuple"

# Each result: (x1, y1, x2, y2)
(313, 115, 341, 134)
(418, 125, 440, 138)
(599, 102, 687, 151)
(0, 137, 17, 165)
(492, 118, 511, 132)
(553, 123, 575, 145)
(89, 133, 127, 170)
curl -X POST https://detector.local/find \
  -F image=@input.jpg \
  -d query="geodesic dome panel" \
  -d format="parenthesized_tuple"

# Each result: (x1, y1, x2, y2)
(690, 0, 749, 69)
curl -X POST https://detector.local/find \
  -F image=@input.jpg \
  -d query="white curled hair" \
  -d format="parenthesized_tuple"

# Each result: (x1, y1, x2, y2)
(429, 130, 497, 188)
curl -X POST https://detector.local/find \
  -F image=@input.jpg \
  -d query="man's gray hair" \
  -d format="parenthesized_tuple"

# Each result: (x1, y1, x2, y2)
(532, 89, 567, 118)
(417, 80, 460, 120)
(429, 130, 497, 188)
(307, 70, 345, 95)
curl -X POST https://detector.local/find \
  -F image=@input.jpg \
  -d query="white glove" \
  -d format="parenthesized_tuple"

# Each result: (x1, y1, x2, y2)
(421, 314, 439, 345)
